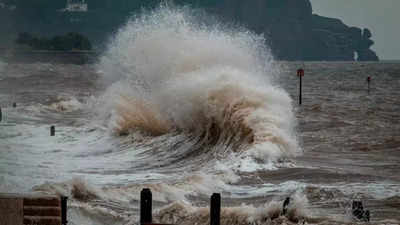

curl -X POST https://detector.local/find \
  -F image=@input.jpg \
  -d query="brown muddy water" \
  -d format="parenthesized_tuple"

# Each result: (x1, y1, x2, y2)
(0, 7, 399, 225)
(1, 60, 399, 225)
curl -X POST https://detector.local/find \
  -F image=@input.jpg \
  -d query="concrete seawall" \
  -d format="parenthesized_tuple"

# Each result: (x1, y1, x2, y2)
(0, 193, 65, 225)
(0, 194, 23, 225)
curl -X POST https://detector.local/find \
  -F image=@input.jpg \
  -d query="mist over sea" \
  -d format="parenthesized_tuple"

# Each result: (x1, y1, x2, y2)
(1, 6, 399, 225)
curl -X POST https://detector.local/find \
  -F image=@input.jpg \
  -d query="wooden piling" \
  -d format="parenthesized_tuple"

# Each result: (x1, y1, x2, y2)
(282, 197, 290, 215)
(51, 126, 55, 136)
(61, 196, 68, 225)
(210, 193, 221, 225)
(0, 107, 2, 122)
(140, 188, 152, 224)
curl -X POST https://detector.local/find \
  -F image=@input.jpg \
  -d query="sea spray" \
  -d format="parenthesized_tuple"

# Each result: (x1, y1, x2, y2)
(97, 5, 299, 166)
(152, 192, 312, 225)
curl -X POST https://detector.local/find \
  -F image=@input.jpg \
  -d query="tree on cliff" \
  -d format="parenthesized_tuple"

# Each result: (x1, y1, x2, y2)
(16, 32, 92, 51)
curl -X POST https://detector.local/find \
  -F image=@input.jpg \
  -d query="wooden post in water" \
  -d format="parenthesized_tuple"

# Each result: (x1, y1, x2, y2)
(210, 193, 221, 225)
(140, 188, 152, 224)
(367, 76, 371, 94)
(12, 102, 17, 108)
(282, 197, 290, 215)
(297, 68, 305, 105)
(61, 196, 68, 225)
(0, 107, 2, 122)
(50, 126, 55, 136)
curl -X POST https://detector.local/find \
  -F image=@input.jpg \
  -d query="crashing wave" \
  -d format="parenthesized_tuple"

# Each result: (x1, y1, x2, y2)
(97, 5, 299, 162)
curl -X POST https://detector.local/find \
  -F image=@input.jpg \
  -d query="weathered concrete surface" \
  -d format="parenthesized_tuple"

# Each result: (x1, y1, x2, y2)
(0, 193, 61, 225)
(0, 195, 23, 225)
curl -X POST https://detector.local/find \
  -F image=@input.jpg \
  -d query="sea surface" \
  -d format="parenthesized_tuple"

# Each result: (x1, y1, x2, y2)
(1, 7, 399, 225)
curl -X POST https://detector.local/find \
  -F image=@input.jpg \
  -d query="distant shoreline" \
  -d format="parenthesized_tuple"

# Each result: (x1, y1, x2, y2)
(0, 49, 397, 65)
(0, 49, 100, 64)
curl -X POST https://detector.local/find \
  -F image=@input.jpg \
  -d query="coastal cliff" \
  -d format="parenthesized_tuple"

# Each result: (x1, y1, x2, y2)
(210, 0, 378, 61)
(0, 0, 379, 61)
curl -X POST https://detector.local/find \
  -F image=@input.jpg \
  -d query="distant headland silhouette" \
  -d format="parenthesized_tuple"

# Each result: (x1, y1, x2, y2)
(0, 0, 378, 61)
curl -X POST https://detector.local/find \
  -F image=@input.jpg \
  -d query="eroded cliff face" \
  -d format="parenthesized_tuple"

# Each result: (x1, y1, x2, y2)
(212, 0, 378, 61)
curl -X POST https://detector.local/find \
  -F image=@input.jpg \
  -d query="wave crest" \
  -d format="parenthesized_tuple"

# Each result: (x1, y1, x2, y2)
(97, 5, 299, 161)
(115, 96, 170, 136)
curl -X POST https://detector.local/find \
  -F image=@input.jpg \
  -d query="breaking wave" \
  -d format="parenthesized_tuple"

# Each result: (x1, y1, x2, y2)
(49, 96, 83, 112)
(33, 179, 317, 225)
(154, 194, 312, 225)
(97, 5, 299, 164)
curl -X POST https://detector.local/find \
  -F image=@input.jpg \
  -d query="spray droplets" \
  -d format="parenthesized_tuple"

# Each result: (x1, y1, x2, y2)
(97, 5, 299, 165)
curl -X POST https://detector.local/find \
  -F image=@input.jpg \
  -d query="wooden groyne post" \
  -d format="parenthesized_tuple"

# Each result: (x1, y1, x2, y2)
(140, 188, 153, 224)
(138, 188, 223, 225)
(210, 193, 221, 225)
(61, 196, 68, 225)
(51, 125, 56, 136)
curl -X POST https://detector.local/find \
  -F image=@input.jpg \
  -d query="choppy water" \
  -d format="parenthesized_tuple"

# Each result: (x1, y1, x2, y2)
(1, 6, 400, 225)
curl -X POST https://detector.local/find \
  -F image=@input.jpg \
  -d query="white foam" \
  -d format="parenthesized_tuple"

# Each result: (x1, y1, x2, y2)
(96, 5, 300, 169)
(48, 96, 83, 112)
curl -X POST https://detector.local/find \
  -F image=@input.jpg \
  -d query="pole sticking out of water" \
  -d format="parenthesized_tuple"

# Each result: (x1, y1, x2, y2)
(0, 107, 2, 122)
(61, 196, 68, 225)
(282, 197, 290, 216)
(210, 193, 221, 225)
(12, 102, 17, 108)
(50, 126, 55, 136)
(367, 76, 371, 94)
(297, 68, 305, 105)
(140, 188, 152, 224)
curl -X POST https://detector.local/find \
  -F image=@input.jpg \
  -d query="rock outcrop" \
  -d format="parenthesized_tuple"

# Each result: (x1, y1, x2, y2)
(210, 0, 378, 61)
(357, 28, 379, 61)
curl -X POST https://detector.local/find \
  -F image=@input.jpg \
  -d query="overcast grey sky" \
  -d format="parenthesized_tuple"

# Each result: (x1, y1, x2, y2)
(310, 0, 399, 60)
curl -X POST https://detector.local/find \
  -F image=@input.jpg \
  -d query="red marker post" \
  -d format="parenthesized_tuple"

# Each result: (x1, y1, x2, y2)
(297, 68, 304, 105)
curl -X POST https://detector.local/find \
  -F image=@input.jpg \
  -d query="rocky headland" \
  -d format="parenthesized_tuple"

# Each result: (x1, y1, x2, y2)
(0, 0, 379, 61)
(210, 0, 378, 61)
